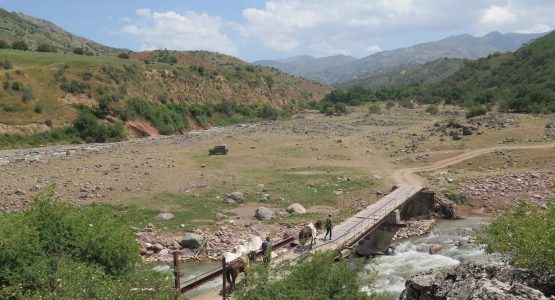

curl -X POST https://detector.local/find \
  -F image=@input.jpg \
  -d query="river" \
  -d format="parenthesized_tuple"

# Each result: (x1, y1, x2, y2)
(360, 216, 497, 298)
(155, 217, 496, 299)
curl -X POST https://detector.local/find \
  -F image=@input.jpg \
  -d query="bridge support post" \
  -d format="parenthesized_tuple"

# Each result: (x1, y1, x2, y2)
(222, 256, 227, 300)
(173, 251, 181, 300)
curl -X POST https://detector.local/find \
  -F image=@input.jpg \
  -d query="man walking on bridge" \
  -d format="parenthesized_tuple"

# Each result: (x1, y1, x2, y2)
(323, 214, 333, 241)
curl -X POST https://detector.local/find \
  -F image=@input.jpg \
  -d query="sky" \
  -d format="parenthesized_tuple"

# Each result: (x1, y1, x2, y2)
(0, 0, 554, 62)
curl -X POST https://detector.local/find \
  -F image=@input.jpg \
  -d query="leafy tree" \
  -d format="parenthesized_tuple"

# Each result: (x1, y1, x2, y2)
(11, 40, 28, 51)
(478, 202, 555, 270)
(118, 53, 130, 59)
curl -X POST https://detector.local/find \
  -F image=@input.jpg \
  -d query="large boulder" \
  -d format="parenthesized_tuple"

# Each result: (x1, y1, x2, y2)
(255, 207, 274, 221)
(287, 203, 306, 214)
(155, 212, 175, 221)
(179, 233, 204, 249)
(283, 228, 300, 239)
(225, 192, 245, 203)
(400, 262, 555, 300)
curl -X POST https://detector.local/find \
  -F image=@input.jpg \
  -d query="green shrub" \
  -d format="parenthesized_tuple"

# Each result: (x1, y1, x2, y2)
(21, 86, 35, 102)
(11, 40, 28, 51)
(399, 99, 415, 109)
(426, 104, 439, 114)
(0, 39, 9, 49)
(235, 251, 381, 300)
(257, 104, 280, 120)
(118, 53, 130, 59)
(11, 81, 22, 91)
(465, 104, 488, 119)
(60, 80, 89, 94)
(368, 103, 381, 114)
(73, 47, 85, 55)
(0, 187, 171, 299)
(34, 105, 43, 113)
(73, 109, 125, 143)
(80, 71, 93, 81)
(478, 202, 555, 270)
(0, 59, 12, 69)
(385, 100, 395, 110)
(36, 43, 53, 52)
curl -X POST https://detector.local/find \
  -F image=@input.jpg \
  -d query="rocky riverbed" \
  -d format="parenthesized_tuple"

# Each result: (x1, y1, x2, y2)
(400, 262, 555, 299)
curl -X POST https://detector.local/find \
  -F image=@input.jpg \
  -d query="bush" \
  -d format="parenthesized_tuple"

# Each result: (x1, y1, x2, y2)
(11, 81, 22, 91)
(235, 251, 381, 300)
(368, 103, 381, 114)
(36, 43, 53, 52)
(73, 47, 85, 55)
(117, 53, 130, 59)
(0, 187, 172, 299)
(73, 109, 125, 143)
(385, 100, 396, 110)
(399, 99, 415, 109)
(11, 40, 28, 51)
(0, 39, 9, 49)
(426, 104, 439, 114)
(21, 86, 35, 102)
(60, 80, 89, 94)
(465, 104, 488, 119)
(478, 202, 555, 270)
(0, 59, 12, 70)
(34, 105, 43, 114)
(257, 104, 280, 120)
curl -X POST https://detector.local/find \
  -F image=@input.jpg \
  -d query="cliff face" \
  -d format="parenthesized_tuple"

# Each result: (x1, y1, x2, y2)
(400, 262, 555, 300)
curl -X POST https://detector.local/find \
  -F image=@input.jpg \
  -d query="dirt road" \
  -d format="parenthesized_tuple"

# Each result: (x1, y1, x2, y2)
(391, 142, 555, 186)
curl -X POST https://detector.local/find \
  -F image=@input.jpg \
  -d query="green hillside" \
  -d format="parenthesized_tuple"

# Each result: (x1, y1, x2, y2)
(414, 31, 555, 113)
(0, 48, 330, 148)
(339, 58, 464, 89)
(0, 8, 123, 55)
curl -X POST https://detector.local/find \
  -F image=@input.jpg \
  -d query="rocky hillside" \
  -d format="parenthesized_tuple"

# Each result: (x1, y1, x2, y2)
(0, 7, 123, 55)
(262, 32, 546, 84)
(339, 58, 464, 89)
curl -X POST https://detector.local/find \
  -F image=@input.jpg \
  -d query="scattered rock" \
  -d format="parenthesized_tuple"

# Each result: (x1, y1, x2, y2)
(286, 203, 306, 214)
(428, 244, 443, 254)
(225, 191, 245, 203)
(255, 207, 274, 221)
(155, 212, 175, 221)
(180, 233, 204, 249)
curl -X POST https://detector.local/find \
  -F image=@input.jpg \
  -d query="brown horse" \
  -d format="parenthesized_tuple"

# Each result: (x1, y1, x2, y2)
(225, 251, 256, 289)
(299, 221, 323, 249)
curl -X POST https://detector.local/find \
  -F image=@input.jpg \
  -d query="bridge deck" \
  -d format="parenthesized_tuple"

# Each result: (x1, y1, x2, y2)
(308, 185, 422, 252)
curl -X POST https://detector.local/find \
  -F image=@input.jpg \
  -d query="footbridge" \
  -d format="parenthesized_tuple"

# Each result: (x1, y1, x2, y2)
(178, 184, 427, 298)
(297, 184, 424, 256)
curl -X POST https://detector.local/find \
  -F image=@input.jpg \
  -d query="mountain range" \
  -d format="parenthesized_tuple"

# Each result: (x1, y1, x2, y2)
(255, 31, 548, 85)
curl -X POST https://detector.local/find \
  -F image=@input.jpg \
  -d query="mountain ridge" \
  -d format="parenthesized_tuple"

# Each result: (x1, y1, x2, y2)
(257, 31, 548, 84)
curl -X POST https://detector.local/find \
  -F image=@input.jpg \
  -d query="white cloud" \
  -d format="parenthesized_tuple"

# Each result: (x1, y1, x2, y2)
(136, 8, 151, 18)
(516, 24, 551, 34)
(365, 45, 383, 55)
(123, 10, 237, 55)
(480, 5, 516, 26)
